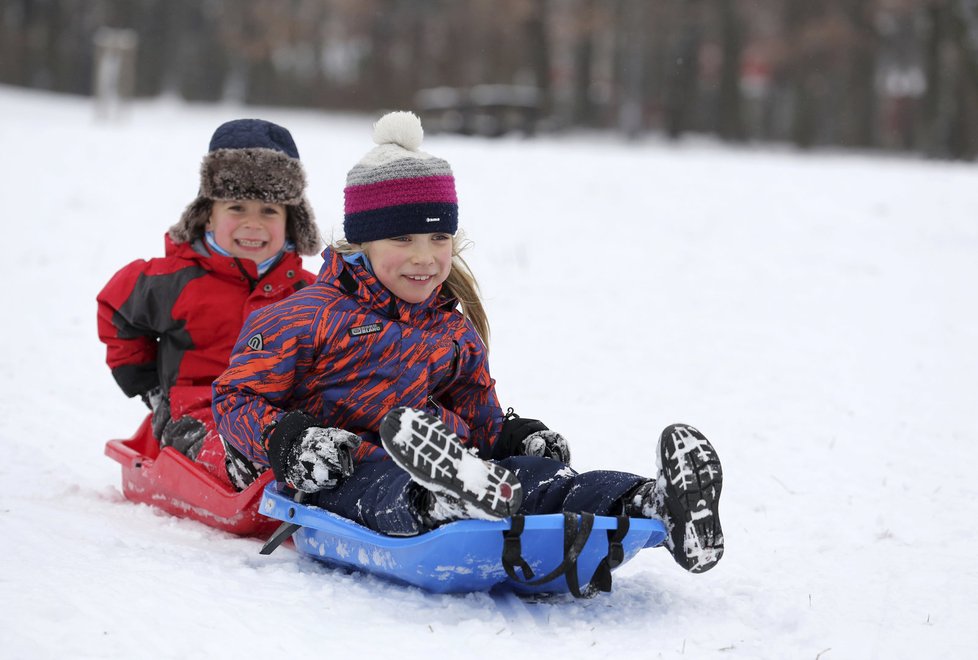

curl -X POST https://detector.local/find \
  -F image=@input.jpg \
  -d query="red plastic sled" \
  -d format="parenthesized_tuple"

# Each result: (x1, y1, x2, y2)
(104, 415, 278, 536)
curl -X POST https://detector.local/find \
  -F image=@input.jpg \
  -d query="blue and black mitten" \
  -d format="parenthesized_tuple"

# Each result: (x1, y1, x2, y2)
(265, 411, 362, 492)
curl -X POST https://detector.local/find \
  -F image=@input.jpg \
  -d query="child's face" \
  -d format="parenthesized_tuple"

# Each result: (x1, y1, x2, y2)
(362, 233, 453, 304)
(206, 200, 288, 263)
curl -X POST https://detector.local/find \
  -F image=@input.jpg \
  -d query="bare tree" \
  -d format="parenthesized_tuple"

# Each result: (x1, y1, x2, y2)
(716, 0, 745, 140)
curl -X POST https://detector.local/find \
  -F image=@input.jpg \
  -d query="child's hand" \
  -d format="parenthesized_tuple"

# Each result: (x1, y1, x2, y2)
(160, 415, 207, 460)
(521, 430, 572, 465)
(494, 409, 572, 465)
(140, 386, 170, 439)
(284, 426, 362, 492)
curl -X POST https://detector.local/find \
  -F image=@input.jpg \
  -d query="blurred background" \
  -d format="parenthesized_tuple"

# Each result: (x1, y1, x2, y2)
(3, 0, 978, 159)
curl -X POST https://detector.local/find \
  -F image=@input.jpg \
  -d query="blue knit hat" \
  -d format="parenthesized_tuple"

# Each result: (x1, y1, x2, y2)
(343, 112, 457, 244)
(170, 119, 321, 255)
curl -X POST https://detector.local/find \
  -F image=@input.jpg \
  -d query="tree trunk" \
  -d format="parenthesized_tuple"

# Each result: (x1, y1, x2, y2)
(664, 1, 699, 140)
(572, 0, 597, 126)
(525, 0, 553, 118)
(845, 0, 877, 148)
(716, 0, 744, 141)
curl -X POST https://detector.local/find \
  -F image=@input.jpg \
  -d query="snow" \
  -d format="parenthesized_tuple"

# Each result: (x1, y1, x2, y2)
(456, 453, 491, 495)
(2, 83, 977, 659)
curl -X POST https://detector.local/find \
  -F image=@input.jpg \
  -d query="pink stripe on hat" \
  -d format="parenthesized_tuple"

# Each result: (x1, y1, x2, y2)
(345, 175, 457, 214)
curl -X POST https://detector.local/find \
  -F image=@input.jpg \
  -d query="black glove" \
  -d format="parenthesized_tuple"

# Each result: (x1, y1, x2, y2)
(140, 386, 170, 440)
(160, 416, 207, 460)
(266, 411, 362, 493)
(493, 409, 572, 465)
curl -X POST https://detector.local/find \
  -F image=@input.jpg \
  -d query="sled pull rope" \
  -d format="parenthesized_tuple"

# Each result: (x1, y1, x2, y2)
(502, 512, 627, 598)
(260, 489, 306, 556)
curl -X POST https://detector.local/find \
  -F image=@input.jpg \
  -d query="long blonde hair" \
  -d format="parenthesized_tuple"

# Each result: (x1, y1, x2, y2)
(332, 233, 491, 348)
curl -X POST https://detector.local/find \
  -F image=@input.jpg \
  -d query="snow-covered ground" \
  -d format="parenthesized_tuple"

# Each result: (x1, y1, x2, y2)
(1, 84, 976, 659)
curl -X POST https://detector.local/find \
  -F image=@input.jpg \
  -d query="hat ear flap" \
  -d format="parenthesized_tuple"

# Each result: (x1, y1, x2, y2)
(169, 197, 213, 244)
(287, 200, 322, 256)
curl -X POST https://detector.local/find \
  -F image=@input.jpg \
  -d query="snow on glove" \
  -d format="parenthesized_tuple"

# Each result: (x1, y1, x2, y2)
(521, 429, 572, 465)
(265, 411, 362, 493)
(161, 415, 207, 460)
(284, 427, 361, 492)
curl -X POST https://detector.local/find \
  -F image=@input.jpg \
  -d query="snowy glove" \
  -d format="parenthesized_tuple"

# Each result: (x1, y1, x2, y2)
(140, 386, 170, 440)
(266, 411, 362, 493)
(521, 430, 572, 464)
(160, 416, 207, 461)
(492, 409, 572, 465)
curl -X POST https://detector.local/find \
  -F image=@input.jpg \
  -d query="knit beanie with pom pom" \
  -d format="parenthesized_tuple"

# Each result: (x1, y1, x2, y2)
(343, 111, 457, 244)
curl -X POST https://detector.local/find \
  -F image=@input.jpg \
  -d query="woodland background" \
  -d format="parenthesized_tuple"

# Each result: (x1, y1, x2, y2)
(4, 0, 978, 159)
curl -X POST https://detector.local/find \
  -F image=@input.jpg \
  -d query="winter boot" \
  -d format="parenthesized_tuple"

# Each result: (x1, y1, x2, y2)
(380, 407, 523, 522)
(627, 424, 724, 573)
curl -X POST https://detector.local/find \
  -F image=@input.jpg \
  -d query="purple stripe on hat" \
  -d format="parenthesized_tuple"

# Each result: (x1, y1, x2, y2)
(344, 175, 457, 214)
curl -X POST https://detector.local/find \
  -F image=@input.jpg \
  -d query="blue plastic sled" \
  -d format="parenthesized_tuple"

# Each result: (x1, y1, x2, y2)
(259, 482, 667, 595)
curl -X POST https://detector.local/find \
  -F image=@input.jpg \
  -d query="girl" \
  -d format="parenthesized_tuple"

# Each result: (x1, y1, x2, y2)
(213, 112, 723, 573)
(97, 118, 320, 483)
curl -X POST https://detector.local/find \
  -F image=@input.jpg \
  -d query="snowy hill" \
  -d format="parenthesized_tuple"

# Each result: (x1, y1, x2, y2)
(1, 84, 976, 659)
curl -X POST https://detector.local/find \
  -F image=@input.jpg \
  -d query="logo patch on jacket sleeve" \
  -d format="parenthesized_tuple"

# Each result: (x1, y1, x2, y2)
(246, 333, 264, 351)
(349, 322, 383, 337)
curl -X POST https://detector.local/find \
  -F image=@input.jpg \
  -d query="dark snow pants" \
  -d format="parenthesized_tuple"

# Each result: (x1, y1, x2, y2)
(311, 455, 649, 536)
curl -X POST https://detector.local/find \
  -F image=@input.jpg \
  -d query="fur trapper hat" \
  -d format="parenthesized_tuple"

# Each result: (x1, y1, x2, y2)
(169, 119, 321, 255)
(343, 111, 457, 244)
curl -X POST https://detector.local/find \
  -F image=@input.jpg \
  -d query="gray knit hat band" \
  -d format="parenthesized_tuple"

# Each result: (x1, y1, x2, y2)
(346, 155, 454, 187)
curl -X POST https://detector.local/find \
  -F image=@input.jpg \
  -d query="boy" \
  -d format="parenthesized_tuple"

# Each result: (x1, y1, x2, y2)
(97, 119, 320, 484)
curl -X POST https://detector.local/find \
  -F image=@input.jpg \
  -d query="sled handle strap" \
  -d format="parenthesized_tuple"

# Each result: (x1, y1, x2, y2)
(561, 512, 599, 598)
(585, 515, 631, 596)
(502, 515, 535, 581)
(501, 513, 633, 598)
(500, 512, 597, 596)
(502, 512, 580, 587)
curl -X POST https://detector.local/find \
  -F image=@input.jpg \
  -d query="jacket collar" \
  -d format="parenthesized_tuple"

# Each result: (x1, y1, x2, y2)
(163, 233, 303, 282)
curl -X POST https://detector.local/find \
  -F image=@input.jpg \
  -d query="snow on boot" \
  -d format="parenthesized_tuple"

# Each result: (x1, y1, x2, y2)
(412, 488, 471, 528)
(641, 424, 724, 573)
(380, 407, 523, 521)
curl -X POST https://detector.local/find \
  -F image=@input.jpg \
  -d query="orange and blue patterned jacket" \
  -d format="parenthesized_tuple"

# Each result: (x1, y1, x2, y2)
(213, 247, 502, 467)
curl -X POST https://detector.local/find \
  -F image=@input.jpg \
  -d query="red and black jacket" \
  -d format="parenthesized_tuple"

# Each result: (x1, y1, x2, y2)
(97, 234, 316, 407)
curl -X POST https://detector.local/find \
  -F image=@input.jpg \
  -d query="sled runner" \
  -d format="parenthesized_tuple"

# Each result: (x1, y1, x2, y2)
(104, 415, 279, 536)
(259, 481, 668, 596)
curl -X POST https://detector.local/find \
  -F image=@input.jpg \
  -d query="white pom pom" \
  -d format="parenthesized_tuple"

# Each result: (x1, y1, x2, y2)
(372, 111, 424, 151)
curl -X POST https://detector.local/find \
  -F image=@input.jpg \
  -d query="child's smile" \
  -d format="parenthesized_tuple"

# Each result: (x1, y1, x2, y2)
(234, 237, 271, 252)
(207, 200, 287, 264)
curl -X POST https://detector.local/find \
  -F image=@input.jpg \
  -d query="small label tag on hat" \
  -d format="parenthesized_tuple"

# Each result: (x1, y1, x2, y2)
(425, 217, 440, 223)
(349, 323, 383, 337)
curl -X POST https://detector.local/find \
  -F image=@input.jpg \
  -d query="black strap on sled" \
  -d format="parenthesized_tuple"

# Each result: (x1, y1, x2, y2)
(502, 515, 535, 581)
(587, 515, 630, 595)
(260, 489, 306, 556)
(501, 512, 631, 599)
